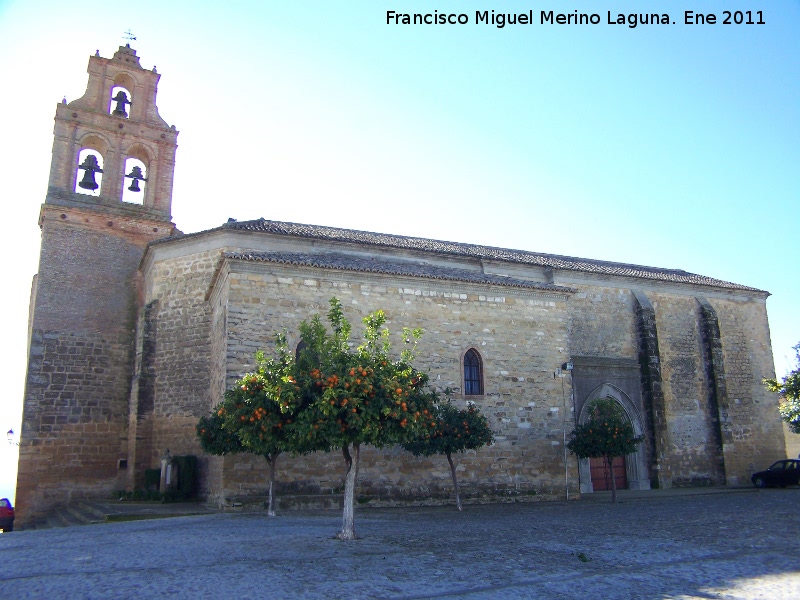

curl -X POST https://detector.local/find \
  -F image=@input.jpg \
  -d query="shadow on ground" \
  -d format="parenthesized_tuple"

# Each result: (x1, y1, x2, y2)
(0, 487, 797, 599)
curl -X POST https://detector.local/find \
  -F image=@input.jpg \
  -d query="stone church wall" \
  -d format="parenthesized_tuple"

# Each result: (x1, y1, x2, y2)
(534, 272, 782, 490)
(206, 257, 578, 503)
(21, 215, 783, 523)
(710, 296, 783, 482)
(649, 291, 723, 486)
(137, 242, 784, 505)
(19, 331, 131, 516)
(54, 229, 782, 512)
(138, 248, 221, 474)
(203, 263, 231, 500)
(17, 210, 154, 523)
(566, 283, 638, 359)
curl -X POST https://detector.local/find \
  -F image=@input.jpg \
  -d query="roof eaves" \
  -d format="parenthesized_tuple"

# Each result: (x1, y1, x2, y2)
(224, 251, 575, 294)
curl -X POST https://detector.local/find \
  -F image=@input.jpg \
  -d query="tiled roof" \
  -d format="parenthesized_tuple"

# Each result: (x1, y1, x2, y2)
(222, 218, 764, 292)
(225, 251, 571, 293)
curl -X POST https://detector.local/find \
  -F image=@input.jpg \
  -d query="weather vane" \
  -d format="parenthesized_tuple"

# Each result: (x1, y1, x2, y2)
(123, 29, 137, 42)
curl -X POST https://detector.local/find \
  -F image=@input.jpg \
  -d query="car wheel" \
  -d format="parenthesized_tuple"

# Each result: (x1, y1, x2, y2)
(754, 477, 767, 488)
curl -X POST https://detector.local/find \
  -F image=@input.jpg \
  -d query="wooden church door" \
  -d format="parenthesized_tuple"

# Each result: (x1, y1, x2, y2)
(589, 456, 627, 491)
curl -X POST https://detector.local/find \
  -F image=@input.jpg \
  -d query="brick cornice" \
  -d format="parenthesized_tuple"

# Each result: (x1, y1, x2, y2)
(44, 189, 173, 222)
(39, 203, 175, 246)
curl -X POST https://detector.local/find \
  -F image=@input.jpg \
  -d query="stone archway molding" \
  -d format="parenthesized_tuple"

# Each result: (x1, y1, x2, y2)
(577, 383, 651, 493)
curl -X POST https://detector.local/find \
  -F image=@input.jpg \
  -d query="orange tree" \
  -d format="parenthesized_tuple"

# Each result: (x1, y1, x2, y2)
(764, 342, 800, 433)
(197, 411, 245, 457)
(196, 341, 299, 516)
(292, 298, 438, 540)
(402, 400, 494, 511)
(566, 397, 644, 503)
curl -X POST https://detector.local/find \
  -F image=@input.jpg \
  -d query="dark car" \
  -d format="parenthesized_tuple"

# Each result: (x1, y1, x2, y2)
(0, 498, 13, 532)
(751, 459, 800, 488)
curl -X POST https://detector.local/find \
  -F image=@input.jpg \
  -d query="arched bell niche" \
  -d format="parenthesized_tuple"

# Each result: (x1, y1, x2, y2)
(122, 157, 147, 204)
(109, 85, 133, 118)
(74, 142, 106, 197)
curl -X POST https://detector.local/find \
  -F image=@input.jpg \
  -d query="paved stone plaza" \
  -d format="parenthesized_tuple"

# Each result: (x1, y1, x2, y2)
(1, 488, 798, 599)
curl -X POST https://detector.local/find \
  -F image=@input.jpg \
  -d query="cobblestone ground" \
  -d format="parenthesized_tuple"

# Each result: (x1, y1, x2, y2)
(0, 488, 798, 599)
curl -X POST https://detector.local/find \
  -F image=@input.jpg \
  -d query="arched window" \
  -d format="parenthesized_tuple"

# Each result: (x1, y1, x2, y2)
(295, 340, 307, 361)
(122, 157, 147, 204)
(75, 149, 104, 196)
(110, 86, 132, 118)
(463, 349, 483, 396)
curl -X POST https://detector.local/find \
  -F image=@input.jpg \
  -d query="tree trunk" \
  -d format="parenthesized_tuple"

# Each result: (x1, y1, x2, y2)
(607, 454, 617, 504)
(338, 443, 360, 540)
(265, 453, 278, 517)
(446, 451, 462, 511)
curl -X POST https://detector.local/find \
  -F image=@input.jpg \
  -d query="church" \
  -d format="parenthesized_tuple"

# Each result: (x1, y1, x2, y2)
(16, 46, 784, 526)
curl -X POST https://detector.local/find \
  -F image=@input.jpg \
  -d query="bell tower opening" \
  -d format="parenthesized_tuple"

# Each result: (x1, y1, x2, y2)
(75, 148, 104, 196)
(109, 70, 135, 119)
(110, 86, 132, 118)
(122, 157, 147, 204)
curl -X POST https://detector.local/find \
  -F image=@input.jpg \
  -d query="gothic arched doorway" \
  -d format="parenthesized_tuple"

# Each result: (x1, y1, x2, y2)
(577, 384, 651, 493)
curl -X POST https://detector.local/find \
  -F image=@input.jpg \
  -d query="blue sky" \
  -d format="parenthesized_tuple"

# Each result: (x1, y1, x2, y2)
(0, 0, 797, 502)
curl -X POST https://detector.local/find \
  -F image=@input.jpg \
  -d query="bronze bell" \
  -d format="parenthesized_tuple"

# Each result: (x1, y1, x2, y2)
(112, 90, 130, 117)
(125, 165, 146, 192)
(78, 154, 103, 190)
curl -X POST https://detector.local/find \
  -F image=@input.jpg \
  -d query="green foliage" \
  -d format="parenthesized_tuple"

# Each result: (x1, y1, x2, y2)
(567, 397, 644, 460)
(764, 343, 800, 434)
(196, 412, 246, 456)
(291, 298, 438, 451)
(197, 299, 439, 460)
(144, 468, 161, 491)
(199, 339, 299, 461)
(292, 297, 441, 536)
(402, 398, 493, 511)
(402, 400, 494, 458)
